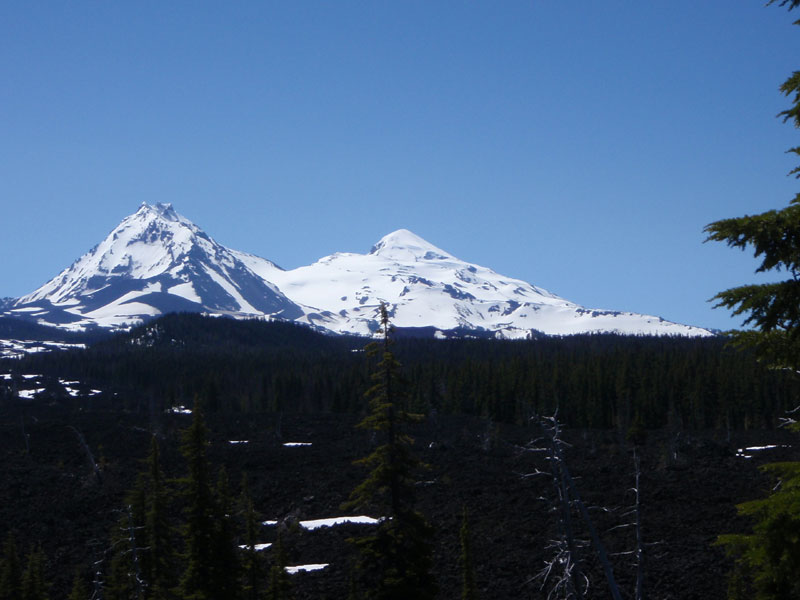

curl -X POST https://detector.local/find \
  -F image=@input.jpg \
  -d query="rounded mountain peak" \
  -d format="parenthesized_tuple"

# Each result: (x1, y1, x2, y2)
(369, 229, 454, 261)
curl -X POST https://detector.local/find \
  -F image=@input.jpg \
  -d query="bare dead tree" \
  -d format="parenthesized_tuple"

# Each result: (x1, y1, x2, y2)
(548, 419, 586, 599)
(91, 565, 104, 600)
(778, 403, 800, 428)
(634, 451, 644, 600)
(68, 425, 103, 484)
(607, 450, 654, 600)
(533, 538, 587, 600)
(524, 415, 587, 599)
(123, 504, 146, 600)
(530, 415, 623, 600)
(89, 544, 105, 600)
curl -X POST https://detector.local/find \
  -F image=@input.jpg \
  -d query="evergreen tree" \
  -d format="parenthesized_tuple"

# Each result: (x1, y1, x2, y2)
(347, 574, 359, 600)
(344, 303, 437, 600)
(106, 437, 172, 600)
(20, 547, 48, 600)
(460, 509, 478, 600)
(0, 533, 22, 600)
(68, 569, 90, 600)
(240, 477, 263, 600)
(104, 508, 140, 600)
(178, 402, 216, 600)
(705, 0, 800, 371)
(710, 3, 800, 598)
(266, 530, 292, 600)
(142, 436, 175, 600)
(717, 462, 800, 599)
(208, 467, 241, 599)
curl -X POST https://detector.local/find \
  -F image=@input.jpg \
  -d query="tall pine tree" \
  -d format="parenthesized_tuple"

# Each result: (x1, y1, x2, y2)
(178, 402, 216, 600)
(705, 0, 800, 371)
(178, 403, 241, 600)
(68, 569, 90, 600)
(208, 467, 241, 599)
(240, 477, 264, 600)
(20, 546, 48, 600)
(266, 530, 292, 600)
(142, 436, 176, 600)
(0, 533, 22, 600)
(710, 2, 800, 598)
(460, 508, 478, 600)
(344, 303, 437, 600)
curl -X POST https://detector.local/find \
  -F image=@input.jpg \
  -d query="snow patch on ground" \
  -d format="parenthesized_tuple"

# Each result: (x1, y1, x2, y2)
(0, 340, 86, 358)
(299, 516, 381, 530)
(238, 543, 272, 551)
(735, 444, 790, 458)
(260, 516, 381, 530)
(285, 564, 329, 574)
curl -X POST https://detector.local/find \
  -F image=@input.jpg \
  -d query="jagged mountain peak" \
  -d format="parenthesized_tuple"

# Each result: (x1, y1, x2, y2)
(11, 205, 302, 329)
(39, 203, 209, 290)
(137, 201, 178, 218)
(369, 228, 454, 261)
(123, 203, 192, 240)
(4, 205, 712, 338)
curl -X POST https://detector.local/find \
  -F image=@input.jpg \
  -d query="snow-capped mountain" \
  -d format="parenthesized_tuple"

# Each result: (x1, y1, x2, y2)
(4, 204, 712, 338)
(7, 203, 302, 329)
(234, 229, 711, 338)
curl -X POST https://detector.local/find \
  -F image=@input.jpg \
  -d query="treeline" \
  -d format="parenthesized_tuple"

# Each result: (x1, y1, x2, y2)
(4, 313, 798, 430)
(0, 316, 110, 345)
(0, 318, 441, 600)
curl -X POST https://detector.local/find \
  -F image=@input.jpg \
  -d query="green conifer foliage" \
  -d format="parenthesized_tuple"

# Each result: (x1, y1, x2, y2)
(347, 574, 359, 600)
(104, 509, 139, 600)
(266, 530, 292, 600)
(0, 533, 22, 600)
(143, 437, 176, 600)
(705, 0, 800, 371)
(209, 467, 241, 599)
(460, 509, 478, 600)
(240, 477, 263, 600)
(717, 462, 800, 599)
(68, 569, 90, 600)
(106, 437, 174, 600)
(344, 303, 437, 600)
(178, 402, 216, 600)
(710, 3, 800, 598)
(20, 547, 48, 600)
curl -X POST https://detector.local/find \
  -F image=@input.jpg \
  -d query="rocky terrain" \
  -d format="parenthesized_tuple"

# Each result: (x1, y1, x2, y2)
(1, 399, 796, 599)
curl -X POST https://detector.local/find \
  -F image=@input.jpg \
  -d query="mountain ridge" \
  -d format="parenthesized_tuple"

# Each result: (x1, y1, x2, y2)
(3, 204, 712, 338)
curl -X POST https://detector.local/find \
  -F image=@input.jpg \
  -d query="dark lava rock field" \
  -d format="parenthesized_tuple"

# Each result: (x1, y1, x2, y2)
(1, 402, 798, 599)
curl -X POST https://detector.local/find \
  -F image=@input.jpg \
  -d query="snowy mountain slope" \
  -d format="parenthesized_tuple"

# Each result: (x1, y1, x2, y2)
(242, 229, 711, 338)
(7, 203, 303, 329)
(3, 205, 712, 337)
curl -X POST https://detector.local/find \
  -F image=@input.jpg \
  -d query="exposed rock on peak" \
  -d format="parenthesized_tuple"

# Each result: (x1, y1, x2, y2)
(10, 204, 302, 329)
(4, 205, 713, 338)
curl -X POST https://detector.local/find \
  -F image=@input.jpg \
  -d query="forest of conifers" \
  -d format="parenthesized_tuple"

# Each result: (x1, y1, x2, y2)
(4, 313, 797, 432)
(2, 313, 800, 599)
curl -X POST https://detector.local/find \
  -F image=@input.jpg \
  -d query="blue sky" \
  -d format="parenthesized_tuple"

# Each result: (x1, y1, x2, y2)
(1, 2, 798, 331)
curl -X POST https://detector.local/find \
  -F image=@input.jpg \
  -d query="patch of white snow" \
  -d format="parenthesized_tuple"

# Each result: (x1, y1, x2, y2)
(285, 564, 329, 574)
